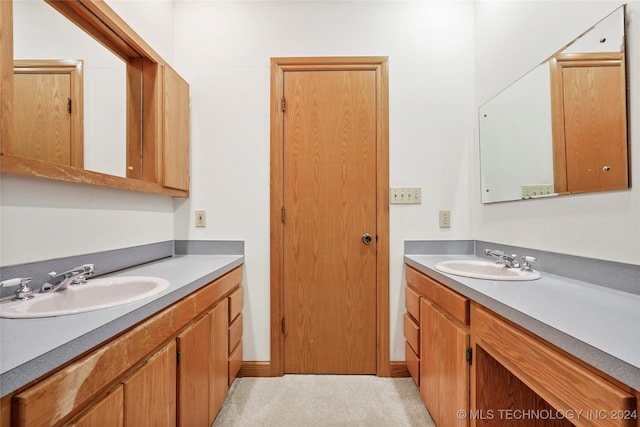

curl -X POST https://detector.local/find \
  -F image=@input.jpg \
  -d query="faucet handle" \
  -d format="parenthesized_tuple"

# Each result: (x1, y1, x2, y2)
(1, 277, 31, 288)
(0, 277, 34, 300)
(521, 256, 537, 271)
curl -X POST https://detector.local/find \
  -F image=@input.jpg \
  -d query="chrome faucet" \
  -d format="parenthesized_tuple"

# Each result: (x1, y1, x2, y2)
(41, 264, 96, 293)
(484, 249, 520, 269)
(0, 277, 34, 300)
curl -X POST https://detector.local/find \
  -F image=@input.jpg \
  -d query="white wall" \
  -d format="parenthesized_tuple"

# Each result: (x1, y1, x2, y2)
(172, 1, 476, 362)
(0, 1, 177, 267)
(474, 1, 640, 265)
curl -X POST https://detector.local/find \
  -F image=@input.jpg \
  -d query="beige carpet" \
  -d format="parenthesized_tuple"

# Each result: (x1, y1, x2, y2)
(212, 375, 436, 427)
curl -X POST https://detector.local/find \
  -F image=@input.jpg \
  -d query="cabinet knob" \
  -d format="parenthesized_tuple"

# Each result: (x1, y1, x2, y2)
(603, 165, 611, 172)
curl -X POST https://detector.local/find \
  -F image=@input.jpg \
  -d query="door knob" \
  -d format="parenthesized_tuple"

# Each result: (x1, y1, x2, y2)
(362, 233, 373, 245)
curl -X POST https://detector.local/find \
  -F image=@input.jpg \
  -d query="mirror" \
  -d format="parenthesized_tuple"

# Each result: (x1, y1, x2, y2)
(13, 0, 129, 177)
(479, 6, 629, 203)
(1, 0, 192, 197)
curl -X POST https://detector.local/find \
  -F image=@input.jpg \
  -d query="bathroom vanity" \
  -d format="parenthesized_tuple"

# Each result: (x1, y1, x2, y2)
(405, 254, 640, 427)
(0, 254, 244, 426)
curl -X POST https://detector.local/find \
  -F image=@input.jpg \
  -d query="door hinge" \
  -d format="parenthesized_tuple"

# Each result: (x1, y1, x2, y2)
(67, 98, 72, 114)
(281, 317, 286, 334)
(281, 96, 286, 112)
(176, 350, 181, 365)
(281, 207, 286, 223)
(466, 347, 472, 365)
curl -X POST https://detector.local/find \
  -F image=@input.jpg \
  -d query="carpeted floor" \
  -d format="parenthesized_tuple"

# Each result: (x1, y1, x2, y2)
(212, 375, 436, 427)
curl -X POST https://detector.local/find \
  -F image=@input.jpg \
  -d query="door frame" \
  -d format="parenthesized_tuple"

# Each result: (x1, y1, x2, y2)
(269, 56, 390, 377)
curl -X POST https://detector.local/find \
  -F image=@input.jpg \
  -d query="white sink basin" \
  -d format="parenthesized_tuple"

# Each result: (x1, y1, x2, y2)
(0, 276, 169, 318)
(434, 260, 541, 281)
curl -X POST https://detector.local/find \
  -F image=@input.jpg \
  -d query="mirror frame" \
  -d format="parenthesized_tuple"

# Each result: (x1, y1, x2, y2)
(0, 0, 188, 197)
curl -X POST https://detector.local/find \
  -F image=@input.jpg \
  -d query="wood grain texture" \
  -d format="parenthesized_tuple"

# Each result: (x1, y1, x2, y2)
(228, 313, 243, 356)
(550, 52, 628, 194)
(68, 385, 123, 427)
(161, 65, 190, 191)
(2, 0, 190, 197)
(283, 68, 377, 374)
(238, 362, 272, 378)
(404, 313, 420, 356)
(405, 285, 421, 323)
(474, 345, 573, 427)
(177, 315, 210, 427)
(229, 341, 243, 386)
(229, 286, 244, 323)
(209, 299, 229, 424)
(405, 342, 420, 387)
(389, 361, 411, 378)
(406, 266, 469, 325)
(11, 267, 241, 427)
(271, 57, 389, 377)
(472, 304, 636, 427)
(421, 298, 469, 427)
(123, 342, 176, 427)
(0, 153, 188, 197)
(0, 0, 13, 156)
(13, 60, 84, 168)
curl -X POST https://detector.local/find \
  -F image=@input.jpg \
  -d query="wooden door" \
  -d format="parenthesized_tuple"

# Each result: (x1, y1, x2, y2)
(282, 68, 377, 374)
(177, 315, 210, 427)
(123, 341, 176, 427)
(564, 63, 627, 193)
(13, 60, 84, 168)
(551, 53, 628, 194)
(13, 72, 72, 165)
(68, 385, 123, 427)
(209, 298, 229, 424)
(421, 298, 469, 427)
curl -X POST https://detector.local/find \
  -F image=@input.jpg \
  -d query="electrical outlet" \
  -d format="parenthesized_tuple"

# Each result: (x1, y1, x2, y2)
(439, 210, 451, 228)
(195, 210, 206, 228)
(390, 187, 422, 204)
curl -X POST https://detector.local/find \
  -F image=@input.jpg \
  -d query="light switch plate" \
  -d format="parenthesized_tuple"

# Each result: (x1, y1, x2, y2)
(390, 187, 422, 204)
(195, 210, 206, 228)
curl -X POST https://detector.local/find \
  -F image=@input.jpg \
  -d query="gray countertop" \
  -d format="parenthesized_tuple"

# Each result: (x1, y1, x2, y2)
(405, 254, 640, 391)
(0, 254, 244, 397)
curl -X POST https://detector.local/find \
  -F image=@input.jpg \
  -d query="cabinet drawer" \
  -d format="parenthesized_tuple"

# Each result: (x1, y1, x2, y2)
(228, 313, 243, 355)
(405, 284, 421, 322)
(228, 286, 244, 322)
(404, 313, 420, 356)
(472, 304, 636, 427)
(406, 266, 469, 325)
(228, 341, 243, 386)
(405, 341, 420, 387)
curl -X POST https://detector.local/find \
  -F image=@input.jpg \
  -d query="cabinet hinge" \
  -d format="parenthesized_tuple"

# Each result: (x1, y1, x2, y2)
(466, 347, 472, 365)
(176, 350, 181, 365)
(281, 207, 285, 223)
(281, 317, 286, 334)
(281, 96, 286, 112)
(67, 98, 72, 114)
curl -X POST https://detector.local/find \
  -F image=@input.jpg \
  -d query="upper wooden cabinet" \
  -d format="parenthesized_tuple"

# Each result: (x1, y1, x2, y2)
(161, 66, 190, 191)
(0, 0, 190, 197)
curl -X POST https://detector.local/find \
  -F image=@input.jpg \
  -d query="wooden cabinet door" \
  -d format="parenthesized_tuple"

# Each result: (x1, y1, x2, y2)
(421, 298, 469, 427)
(161, 65, 190, 191)
(177, 315, 210, 427)
(68, 385, 123, 427)
(209, 298, 229, 424)
(123, 341, 176, 427)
